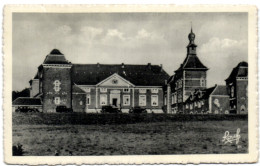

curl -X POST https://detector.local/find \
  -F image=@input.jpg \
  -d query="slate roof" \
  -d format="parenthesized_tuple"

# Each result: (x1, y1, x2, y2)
(73, 85, 86, 93)
(225, 61, 248, 82)
(176, 54, 208, 71)
(72, 64, 170, 86)
(43, 49, 71, 64)
(184, 85, 228, 104)
(201, 86, 216, 99)
(211, 85, 228, 96)
(12, 97, 42, 106)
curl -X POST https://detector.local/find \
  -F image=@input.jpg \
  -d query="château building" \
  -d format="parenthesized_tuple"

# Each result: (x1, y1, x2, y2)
(22, 49, 170, 113)
(12, 28, 248, 114)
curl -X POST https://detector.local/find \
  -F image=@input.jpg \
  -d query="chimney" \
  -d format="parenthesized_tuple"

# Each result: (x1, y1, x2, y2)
(97, 63, 100, 67)
(121, 63, 125, 68)
(165, 79, 167, 85)
(160, 64, 163, 71)
(147, 63, 151, 69)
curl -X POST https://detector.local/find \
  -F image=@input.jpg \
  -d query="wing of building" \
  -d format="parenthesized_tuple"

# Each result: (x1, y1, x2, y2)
(25, 49, 170, 113)
(225, 61, 248, 114)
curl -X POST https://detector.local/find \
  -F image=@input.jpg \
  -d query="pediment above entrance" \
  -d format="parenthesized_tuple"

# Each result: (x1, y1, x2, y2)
(97, 73, 134, 87)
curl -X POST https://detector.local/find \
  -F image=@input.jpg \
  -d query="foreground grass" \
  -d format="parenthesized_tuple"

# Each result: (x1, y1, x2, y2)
(13, 120, 248, 156)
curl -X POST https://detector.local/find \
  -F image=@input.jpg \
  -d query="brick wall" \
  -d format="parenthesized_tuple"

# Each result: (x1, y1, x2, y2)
(72, 93, 86, 112)
(211, 96, 230, 114)
(42, 66, 72, 112)
(236, 80, 248, 114)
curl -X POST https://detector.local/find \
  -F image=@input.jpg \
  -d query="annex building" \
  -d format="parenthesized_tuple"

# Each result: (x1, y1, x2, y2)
(165, 29, 248, 114)
(21, 49, 169, 113)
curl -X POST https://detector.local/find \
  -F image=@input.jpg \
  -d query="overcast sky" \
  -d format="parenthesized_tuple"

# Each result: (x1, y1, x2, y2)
(12, 12, 248, 91)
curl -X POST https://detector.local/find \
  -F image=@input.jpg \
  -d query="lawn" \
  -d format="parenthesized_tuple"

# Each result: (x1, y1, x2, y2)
(13, 118, 248, 156)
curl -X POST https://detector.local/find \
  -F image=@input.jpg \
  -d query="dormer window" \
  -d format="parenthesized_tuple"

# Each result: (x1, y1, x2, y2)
(139, 89, 146, 94)
(54, 80, 61, 92)
(151, 88, 158, 93)
(100, 88, 107, 93)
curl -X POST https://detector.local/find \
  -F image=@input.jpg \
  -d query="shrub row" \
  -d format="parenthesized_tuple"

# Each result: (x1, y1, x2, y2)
(13, 113, 248, 125)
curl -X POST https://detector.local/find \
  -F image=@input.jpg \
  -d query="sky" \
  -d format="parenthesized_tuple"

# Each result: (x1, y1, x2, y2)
(12, 12, 248, 91)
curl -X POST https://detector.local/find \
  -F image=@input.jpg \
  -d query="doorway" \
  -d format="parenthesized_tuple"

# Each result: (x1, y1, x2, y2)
(112, 98, 118, 106)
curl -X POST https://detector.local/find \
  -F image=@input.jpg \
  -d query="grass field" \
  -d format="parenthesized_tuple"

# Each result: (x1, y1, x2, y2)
(12, 114, 248, 156)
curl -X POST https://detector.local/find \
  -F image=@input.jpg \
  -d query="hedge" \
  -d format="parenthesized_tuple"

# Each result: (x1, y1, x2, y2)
(12, 113, 248, 125)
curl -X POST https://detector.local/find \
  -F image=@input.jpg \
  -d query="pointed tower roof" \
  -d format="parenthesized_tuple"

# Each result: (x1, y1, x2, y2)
(176, 28, 208, 71)
(43, 49, 70, 64)
(177, 54, 208, 70)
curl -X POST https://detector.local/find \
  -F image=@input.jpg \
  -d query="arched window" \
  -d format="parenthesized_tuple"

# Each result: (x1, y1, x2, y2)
(53, 80, 61, 92)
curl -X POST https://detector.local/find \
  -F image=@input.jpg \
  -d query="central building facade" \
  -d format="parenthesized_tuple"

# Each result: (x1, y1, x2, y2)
(30, 49, 170, 113)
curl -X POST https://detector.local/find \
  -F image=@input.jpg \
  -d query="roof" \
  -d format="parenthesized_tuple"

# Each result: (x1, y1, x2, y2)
(43, 49, 71, 64)
(184, 86, 215, 103)
(201, 86, 216, 99)
(225, 61, 248, 82)
(211, 85, 228, 96)
(73, 85, 86, 93)
(72, 64, 170, 86)
(176, 54, 208, 71)
(184, 85, 228, 103)
(12, 97, 42, 106)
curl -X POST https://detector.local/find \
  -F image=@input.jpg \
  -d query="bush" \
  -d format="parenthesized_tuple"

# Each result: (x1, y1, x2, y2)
(12, 144, 24, 156)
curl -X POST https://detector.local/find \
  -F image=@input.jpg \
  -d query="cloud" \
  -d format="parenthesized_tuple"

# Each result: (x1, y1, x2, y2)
(200, 37, 247, 53)
(198, 37, 247, 87)
(135, 29, 164, 41)
(56, 25, 72, 35)
(136, 29, 151, 39)
(80, 26, 103, 39)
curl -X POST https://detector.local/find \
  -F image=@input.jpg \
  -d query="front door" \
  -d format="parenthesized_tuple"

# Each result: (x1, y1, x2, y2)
(112, 98, 117, 106)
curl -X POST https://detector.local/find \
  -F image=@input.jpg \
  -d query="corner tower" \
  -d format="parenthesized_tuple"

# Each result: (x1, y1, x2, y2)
(39, 49, 72, 112)
(172, 28, 208, 113)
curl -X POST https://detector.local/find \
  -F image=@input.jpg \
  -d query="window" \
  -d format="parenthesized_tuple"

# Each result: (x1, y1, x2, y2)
(200, 79, 206, 87)
(100, 94, 107, 105)
(123, 95, 130, 106)
(100, 88, 107, 93)
(53, 80, 61, 92)
(231, 86, 235, 97)
(186, 104, 189, 109)
(139, 95, 146, 106)
(139, 89, 146, 93)
(151, 95, 158, 106)
(198, 101, 201, 108)
(54, 97, 60, 105)
(171, 95, 174, 104)
(201, 100, 204, 105)
(80, 101, 83, 105)
(86, 94, 91, 105)
(179, 80, 183, 88)
(151, 88, 158, 93)
(190, 104, 193, 110)
(123, 88, 130, 93)
(194, 102, 197, 107)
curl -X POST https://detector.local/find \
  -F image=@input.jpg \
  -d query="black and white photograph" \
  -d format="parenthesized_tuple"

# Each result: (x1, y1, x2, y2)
(4, 5, 258, 164)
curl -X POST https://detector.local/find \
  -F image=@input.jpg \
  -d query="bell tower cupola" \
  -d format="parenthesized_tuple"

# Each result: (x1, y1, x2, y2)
(187, 27, 197, 55)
